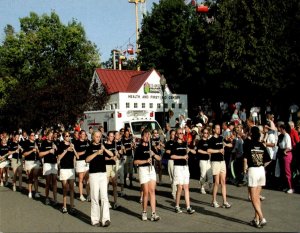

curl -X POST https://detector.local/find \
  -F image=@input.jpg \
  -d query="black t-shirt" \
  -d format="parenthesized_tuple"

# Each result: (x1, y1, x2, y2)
(0, 144, 9, 158)
(9, 141, 21, 160)
(39, 140, 57, 164)
(171, 141, 188, 166)
(87, 143, 106, 173)
(22, 140, 38, 161)
(57, 143, 75, 169)
(164, 139, 175, 160)
(134, 142, 156, 167)
(74, 140, 89, 161)
(116, 140, 123, 159)
(104, 142, 116, 165)
(208, 136, 224, 161)
(197, 139, 210, 160)
(244, 141, 271, 167)
(122, 137, 133, 156)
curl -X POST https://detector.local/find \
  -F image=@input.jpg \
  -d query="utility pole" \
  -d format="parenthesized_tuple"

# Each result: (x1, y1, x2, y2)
(128, 0, 145, 71)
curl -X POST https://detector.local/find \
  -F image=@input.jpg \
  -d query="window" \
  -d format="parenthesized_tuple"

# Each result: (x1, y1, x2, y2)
(157, 103, 161, 109)
(172, 103, 175, 108)
(142, 103, 145, 108)
(134, 103, 138, 108)
(164, 103, 168, 108)
(126, 103, 130, 108)
(149, 103, 153, 108)
(179, 103, 182, 109)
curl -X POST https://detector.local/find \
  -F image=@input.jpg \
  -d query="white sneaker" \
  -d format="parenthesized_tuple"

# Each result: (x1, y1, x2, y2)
(286, 189, 294, 194)
(0, 181, 3, 187)
(141, 211, 147, 221)
(13, 185, 16, 192)
(200, 187, 206, 194)
(28, 192, 32, 199)
(79, 195, 86, 201)
(260, 218, 267, 226)
(35, 192, 40, 198)
(45, 198, 50, 205)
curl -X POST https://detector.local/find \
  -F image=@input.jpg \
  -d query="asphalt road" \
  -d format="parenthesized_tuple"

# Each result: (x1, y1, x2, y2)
(0, 171, 300, 232)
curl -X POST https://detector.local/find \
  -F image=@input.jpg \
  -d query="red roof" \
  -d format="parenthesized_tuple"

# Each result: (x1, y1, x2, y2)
(95, 68, 154, 95)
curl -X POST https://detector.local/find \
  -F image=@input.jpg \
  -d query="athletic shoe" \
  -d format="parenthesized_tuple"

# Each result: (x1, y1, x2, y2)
(28, 192, 32, 199)
(260, 195, 266, 201)
(211, 201, 220, 208)
(175, 206, 183, 213)
(222, 202, 231, 209)
(200, 187, 206, 194)
(34, 192, 40, 198)
(86, 195, 91, 202)
(79, 195, 86, 201)
(4, 181, 9, 187)
(187, 207, 195, 214)
(13, 185, 16, 192)
(249, 219, 262, 228)
(45, 198, 50, 205)
(0, 181, 3, 187)
(151, 212, 160, 221)
(61, 207, 68, 214)
(142, 211, 147, 221)
(286, 189, 294, 194)
(260, 218, 267, 226)
(139, 198, 143, 204)
(112, 203, 120, 210)
(102, 220, 111, 227)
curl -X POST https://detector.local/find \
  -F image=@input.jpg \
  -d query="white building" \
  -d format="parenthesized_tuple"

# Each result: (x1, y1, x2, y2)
(90, 68, 188, 128)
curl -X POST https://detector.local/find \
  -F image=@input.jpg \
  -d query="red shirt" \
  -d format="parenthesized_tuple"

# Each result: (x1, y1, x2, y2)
(289, 128, 300, 149)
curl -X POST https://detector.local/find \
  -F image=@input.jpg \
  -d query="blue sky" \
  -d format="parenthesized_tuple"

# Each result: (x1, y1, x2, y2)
(0, 0, 160, 62)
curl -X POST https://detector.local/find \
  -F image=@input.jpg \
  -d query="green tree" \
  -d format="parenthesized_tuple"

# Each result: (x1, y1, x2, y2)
(0, 12, 105, 131)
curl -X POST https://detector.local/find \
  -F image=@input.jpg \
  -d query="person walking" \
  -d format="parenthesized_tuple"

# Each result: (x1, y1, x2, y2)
(208, 124, 231, 208)
(171, 128, 195, 214)
(57, 131, 79, 214)
(86, 131, 113, 227)
(39, 130, 58, 205)
(243, 126, 270, 228)
(134, 129, 160, 221)
(9, 133, 23, 191)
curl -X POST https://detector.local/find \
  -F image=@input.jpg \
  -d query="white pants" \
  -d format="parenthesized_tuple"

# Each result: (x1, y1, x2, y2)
(89, 172, 110, 225)
(199, 160, 213, 186)
(168, 160, 176, 198)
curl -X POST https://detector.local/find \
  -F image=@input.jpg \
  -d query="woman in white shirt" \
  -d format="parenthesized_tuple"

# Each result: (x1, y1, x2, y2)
(278, 124, 294, 194)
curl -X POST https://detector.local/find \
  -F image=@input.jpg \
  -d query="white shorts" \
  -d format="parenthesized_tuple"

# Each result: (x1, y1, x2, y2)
(106, 164, 117, 178)
(248, 166, 266, 187)
(173, 165, 190, 185)
(11, 158, 22, 170)
(43, 163, 58, 176)
(60, 168, 75, 181)
(0, 160, 9, 168)
(25, 160, 40, 171)
(138, 166, 156, 184)
(211, 161, 226, 175)
(76, 160, 89, 173)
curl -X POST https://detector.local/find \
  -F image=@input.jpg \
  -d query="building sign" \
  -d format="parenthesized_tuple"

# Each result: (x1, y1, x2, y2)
(127, 94, 180, 100)
(144, 82, 161, 94)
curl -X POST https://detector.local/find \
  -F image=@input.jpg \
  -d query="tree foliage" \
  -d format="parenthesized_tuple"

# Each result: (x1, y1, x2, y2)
(138, 0, 300, 113)
(0, 12, 105, 131)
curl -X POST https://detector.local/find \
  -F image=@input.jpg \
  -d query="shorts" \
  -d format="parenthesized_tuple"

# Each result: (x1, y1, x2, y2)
(24, 160, 40, 171)
(106, 164, 117, 178)
(116, 159, 124, 184)
(173, 165, 190, 185)
(43, 163, 58, 176)
(60, 168, 75, 181)
(76, 160, 89, 173)
(211, 161, 226, 175)
(123, 156, 133, 174)
(0, 160, 9, 169)
(11, 158, 22, 170)
(248, 166, 266, 187)
(138, 166, 156, 184)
